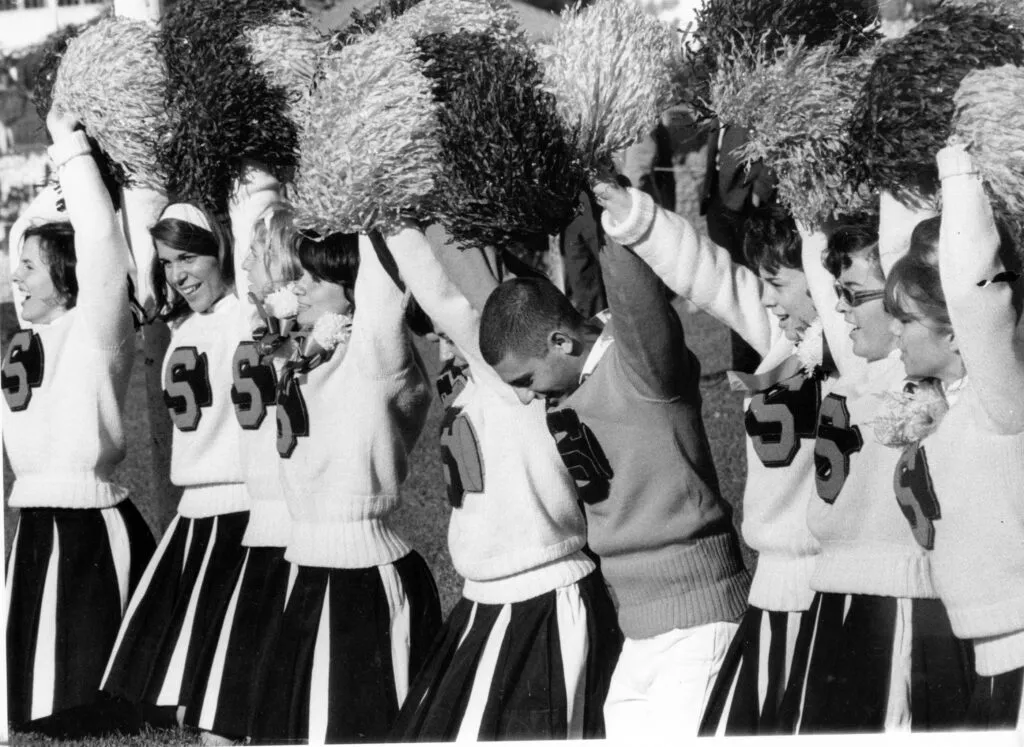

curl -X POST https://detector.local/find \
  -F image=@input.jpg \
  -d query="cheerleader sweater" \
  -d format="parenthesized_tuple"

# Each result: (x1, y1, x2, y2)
(4, 134, 134, 509)
(542, 213, 749, 640)
(280, 236, 431, 569)
(600, 189, 823, 612)
(164, 293, 249, 518)
(386, 228, 593, 604)
(902, 150, 1024, 676)
(228, 166, 290, 547)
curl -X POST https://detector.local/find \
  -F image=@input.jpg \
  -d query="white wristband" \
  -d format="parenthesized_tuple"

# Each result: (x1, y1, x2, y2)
(47, 130, 92, 170)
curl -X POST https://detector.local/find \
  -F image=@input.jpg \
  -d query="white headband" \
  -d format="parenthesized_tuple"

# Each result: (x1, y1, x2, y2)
(161, 202, 212, 232)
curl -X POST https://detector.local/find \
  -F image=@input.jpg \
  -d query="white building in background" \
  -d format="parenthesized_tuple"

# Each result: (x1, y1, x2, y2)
(0, 0, 108, 56)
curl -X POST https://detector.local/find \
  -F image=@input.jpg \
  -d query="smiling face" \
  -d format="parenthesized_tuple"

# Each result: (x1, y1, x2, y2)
(156, 240, 229, 314)
(13, 235, 69, 325)
(836, 250, 897, 362)
(890, 297, 961, 382)
(293, 269, 353, 327)
(759, 265, 817, 342)
(491, 332, 583, 405)
(242, 243, 275, 300)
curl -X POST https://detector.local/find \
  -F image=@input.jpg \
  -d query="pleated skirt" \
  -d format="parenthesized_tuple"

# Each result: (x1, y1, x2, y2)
(184, 545, 295, 739)
(699, 604, 815, 736)
(248, 550, 441, 745)
(100, 511, 249, 709)
(968, 667, 1024, 730)
(5, 501, 156, 727)
(789, 592, 976, 733)
(391, 570, 623, 741)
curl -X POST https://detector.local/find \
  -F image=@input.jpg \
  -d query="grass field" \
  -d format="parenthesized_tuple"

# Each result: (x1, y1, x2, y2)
(2, 295, 751, 745)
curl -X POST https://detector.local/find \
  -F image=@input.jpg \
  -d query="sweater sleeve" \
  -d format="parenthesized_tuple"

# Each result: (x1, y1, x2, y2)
(228, 163, 281, 329)
(799, 223, 869, 381)
(602, 186, 778, 357)
(352, 232, 414, 377)
(936, 146, 1024, 434)
(51, 133, 132, 349)
(596, 212, 691, 400)
(119, 185, 167, 316)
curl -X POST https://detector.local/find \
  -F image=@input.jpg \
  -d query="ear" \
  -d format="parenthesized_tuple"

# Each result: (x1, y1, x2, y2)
(548, 329, 576, 355)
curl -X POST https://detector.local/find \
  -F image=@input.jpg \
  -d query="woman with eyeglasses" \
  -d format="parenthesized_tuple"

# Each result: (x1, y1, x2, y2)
(788, 217, 974, 733)
(881, 145, 1024, 728)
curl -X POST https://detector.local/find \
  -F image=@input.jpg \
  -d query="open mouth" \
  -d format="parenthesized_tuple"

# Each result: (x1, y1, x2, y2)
(179, 283, 201, 298)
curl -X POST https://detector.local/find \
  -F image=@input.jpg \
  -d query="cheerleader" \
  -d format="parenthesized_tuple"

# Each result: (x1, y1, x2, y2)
(882, 145, 1024, 728)
(590, 183, 829, 735)
(182, 170, 296, 742)
(248, 225, 440, 744)
(382, 224, 622, 741)
(790, 212, 974, 732)
(100, 194, 250, 722)
(3, 108, 156, 729)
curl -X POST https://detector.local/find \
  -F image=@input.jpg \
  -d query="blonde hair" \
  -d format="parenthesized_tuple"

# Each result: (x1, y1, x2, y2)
(250, 202, 303, 294)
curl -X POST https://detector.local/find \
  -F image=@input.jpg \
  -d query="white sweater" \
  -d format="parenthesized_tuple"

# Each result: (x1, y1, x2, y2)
(165, 293, 249, 518)
(600, 189, 823, 612)
(386, 227, 593, 604)
(281, 236, 431, 569)
(4, 134, 134, 509)
(904, 150, 1024, 676)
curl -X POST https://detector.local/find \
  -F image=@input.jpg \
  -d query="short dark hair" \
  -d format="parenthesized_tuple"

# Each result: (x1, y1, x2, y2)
(742, 206, 801, 275)
(479, 277, 584, 365)
(296, 231, 360, 288)
(149, 205, 233, 321)
(824, 217, 881, 280)
(22, 222, 78, 309)
(884, 217, 951, 333)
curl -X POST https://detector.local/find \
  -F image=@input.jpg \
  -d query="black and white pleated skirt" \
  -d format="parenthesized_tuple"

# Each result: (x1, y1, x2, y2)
(789, 592, 976, 733)
(248, 550, 441, 745)
(391, 569, 623, 741)
(183, 544, 295, 739)
(100, 511, 249, 709)
(699, 604, 815, 736)
(5, 501, 156, 727)
(968, 667, 1024, 729)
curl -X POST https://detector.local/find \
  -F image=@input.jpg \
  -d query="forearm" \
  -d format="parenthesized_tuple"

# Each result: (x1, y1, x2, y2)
(601, 185, 776, 355)
(353, 233, 414, 376)
(937, 146, 1024, 432)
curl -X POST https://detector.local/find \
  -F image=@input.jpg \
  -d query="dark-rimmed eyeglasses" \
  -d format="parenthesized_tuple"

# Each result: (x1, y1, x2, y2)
(834, 282, 885, 308)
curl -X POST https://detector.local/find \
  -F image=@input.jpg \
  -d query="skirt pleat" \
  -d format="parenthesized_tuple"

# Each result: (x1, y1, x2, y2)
(249, 551, 440, 745)
(100, 511, 248, 708)
(793, 592, 974, 733)
(967, 667, 1024, 729)
(391, 569, 622, 742)
(6, 502, 156, 727)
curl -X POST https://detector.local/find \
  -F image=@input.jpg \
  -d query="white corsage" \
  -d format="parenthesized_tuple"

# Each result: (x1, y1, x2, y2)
(794, 318, 824, 376)
(264, 285, 300, 319)
(871, 378, 950, 448)
(310, 312, 353, 353)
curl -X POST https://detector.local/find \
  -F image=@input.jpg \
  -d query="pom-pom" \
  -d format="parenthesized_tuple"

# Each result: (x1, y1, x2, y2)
(418, 31, 587, 252)
(871, 379, 949, 448)
(713, 40, 879, 229)
(157, 0, 306, 210)
(30, 12, 111, 123)
(848, 5, 1024, 206)
(51, 17, 167, 190)
(245, 11, 327, 109)
(943, 0, 1024, 28)
(538, 0, 685, 169)
(951, 64, 1024, 247)
(687, 0, 879, 118)
(329, 0, 425, 49)
(389, 0, 522, 44)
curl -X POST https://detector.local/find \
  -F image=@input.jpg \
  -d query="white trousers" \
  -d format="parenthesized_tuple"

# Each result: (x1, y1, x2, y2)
(604, 620, 738, 742)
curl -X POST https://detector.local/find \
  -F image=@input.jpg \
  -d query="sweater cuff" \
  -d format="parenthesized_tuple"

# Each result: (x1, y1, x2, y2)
(601, 187, 656, 247)
(48, 130, 92, 170)
(937, 145, 978, 181)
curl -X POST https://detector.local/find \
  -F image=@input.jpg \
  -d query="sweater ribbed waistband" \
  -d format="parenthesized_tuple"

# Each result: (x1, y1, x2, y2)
(811, 542, 935, 598)
(285, 517, 411, 569)
(462, 551, 596, 605)
(242, 498, 291, 548)
(8, 473, 128, 509)
(601, 532, 751, 640)
(973, 629, 1024, 678)
(177, 483, 251, 518)
(747, 552, 818, 612)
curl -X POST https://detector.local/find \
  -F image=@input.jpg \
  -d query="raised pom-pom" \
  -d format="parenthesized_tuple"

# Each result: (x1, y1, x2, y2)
(419, 31, 586, 252)
(52, 17, 167, 190)
(157, 0, 306, 210)
(328, 0, 425, 49)
(943, 0, 1024, 28)
(848, 5, 1024, 205)
(952, 64, 1024, 248)
(538, 0, 684, 170)
(713, 40, 879, 229)
(31, 13, 110, 123)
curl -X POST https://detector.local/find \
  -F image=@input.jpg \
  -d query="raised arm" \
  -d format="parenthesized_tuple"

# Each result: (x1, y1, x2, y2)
(228, 162, 281, 328)
(936, 145, 1024, 433)
(351, 232, 415, 377)
(46, 111, 131, 348)
(597, 183, 778, 357)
